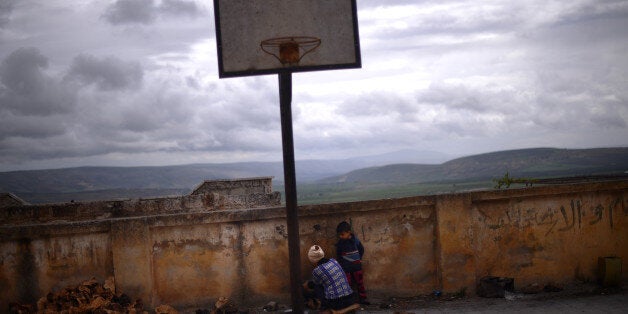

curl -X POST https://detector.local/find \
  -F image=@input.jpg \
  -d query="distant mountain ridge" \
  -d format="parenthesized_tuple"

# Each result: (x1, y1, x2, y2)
(319, 147, 628, 184)
(0, 149, 448, 196)
(1, 147, 627, 204)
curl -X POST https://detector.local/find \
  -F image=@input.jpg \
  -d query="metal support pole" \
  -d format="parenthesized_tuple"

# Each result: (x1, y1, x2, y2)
(278, 71, 304, 313)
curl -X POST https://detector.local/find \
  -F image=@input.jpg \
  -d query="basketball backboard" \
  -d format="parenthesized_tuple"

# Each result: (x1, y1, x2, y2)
(213, 0, 361, 78)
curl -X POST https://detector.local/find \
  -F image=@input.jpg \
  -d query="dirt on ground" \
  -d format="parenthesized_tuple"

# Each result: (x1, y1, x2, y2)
(9, 280, 624, 314)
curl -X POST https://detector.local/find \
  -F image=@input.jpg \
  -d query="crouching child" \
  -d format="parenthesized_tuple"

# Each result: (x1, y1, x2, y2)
(303, 245, 356, 312)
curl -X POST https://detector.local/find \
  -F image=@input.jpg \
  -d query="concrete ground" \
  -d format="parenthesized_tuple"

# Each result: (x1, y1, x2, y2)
(352, 283, 627, 314)
(354, 292, 627, 314)
(189, 283, 627, 313)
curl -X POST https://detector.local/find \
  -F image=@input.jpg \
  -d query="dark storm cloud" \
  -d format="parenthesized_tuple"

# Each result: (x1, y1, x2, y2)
(103, 0, 156, 25)
(0, 133, 113, 163)
(103, 0, 201, 25)
(65, 54, 143, 91)
(0, 113, 66, 140)
(1, 47, 48, 94)
(0, 47, 78, 164)
(0, 0, 16, 28)
(159, 0, 200, 17)
(0, 47, 76, 116)
(555, 0, 628, 25)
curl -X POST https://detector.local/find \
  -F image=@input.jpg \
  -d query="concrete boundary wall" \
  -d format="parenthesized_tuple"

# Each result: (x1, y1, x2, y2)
(1, 181, 627, 310)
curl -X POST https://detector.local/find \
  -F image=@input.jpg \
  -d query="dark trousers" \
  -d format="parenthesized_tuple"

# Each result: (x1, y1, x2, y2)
(346, 270, 367, 300)
(303, 283, 356, 310)
(323, 293, 356, 310)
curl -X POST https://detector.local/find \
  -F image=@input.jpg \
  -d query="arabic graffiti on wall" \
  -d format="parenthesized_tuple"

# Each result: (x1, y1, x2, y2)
(476, 197, 624, 236)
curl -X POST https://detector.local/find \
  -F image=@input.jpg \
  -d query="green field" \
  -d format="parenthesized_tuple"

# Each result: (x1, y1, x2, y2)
(276, 180, 495, 205)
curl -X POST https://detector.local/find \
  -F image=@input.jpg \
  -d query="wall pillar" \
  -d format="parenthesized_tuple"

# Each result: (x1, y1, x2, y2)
(435, 194, 476, 294)
(111, 219, 154, 307)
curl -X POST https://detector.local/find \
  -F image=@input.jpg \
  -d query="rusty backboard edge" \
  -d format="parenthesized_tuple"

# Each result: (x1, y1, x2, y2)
(213, 0, 362, 79)
(213, 0, 227, 78)
(217, 62, 362, 79)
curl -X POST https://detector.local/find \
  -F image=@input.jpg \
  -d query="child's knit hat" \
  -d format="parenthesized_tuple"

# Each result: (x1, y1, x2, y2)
(308, 245, 324, 263)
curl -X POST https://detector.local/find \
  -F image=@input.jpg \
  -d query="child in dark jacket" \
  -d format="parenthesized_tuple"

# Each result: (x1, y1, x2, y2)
(335, 221, 369, 304)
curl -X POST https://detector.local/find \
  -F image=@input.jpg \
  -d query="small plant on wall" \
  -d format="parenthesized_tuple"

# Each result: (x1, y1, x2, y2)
(493, 172, 537, 189)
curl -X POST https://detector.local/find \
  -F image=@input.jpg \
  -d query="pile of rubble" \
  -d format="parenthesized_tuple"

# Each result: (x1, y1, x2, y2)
(9, 277, 242, 314)
(9, 277, 147, 313)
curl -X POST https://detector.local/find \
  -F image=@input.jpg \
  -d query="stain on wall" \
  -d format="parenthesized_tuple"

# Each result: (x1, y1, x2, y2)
(0, 233, 112, 308)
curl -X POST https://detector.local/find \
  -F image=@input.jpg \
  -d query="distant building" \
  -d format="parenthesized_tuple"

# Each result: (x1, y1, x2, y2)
(192, 176, 274, 196)
(191, 177, 280, 208)
(0, 192, 28, 208)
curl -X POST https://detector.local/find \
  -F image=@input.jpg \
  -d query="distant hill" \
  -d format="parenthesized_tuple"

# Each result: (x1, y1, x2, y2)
(1, 147, 626, 204)
(0, 149, 448, 203)
(318, 147, 628, 184)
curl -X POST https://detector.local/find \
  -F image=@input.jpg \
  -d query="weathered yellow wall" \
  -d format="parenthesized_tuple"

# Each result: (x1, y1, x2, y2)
(470, 185, 627, 288)
(1, 181, 626, 311)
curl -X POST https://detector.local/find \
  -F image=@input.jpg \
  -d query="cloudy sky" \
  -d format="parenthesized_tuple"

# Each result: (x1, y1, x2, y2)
(1, 0, 627, 172)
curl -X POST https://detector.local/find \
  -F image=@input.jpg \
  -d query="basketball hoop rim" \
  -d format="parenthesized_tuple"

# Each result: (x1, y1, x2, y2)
(260, 36, 322, 65)
(260, 36, 321, 47)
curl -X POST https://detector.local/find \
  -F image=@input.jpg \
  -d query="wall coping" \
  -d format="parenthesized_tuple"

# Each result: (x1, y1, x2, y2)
(2, 180, 626, 239)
